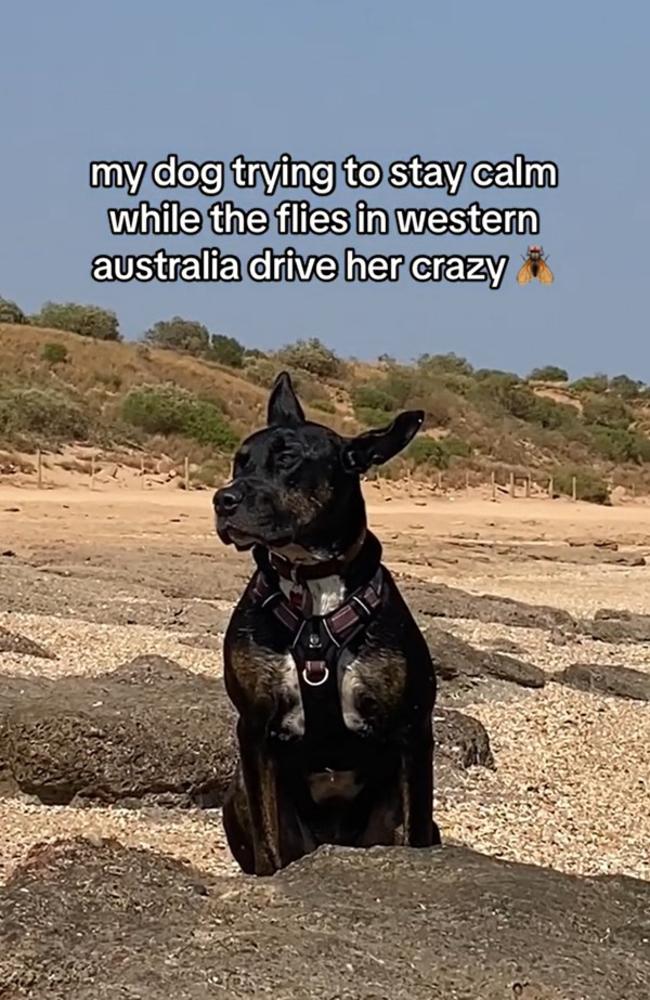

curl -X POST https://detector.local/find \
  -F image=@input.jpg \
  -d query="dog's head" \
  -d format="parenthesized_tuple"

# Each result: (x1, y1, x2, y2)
(214, 371, 423, 559)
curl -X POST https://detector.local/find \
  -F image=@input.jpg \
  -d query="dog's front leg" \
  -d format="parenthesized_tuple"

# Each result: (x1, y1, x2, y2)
(400, 714, 440, 847)
(237, 718, 282, 875)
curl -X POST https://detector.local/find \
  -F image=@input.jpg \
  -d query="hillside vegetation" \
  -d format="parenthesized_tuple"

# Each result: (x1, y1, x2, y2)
(2, 304, 650, 503)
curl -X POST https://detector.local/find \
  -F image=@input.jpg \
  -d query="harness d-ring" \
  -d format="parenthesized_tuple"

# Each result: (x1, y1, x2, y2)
(302, 663, 330, 687)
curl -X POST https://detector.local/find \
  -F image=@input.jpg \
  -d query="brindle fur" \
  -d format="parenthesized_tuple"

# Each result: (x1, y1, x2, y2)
(215, 372, 441, 875)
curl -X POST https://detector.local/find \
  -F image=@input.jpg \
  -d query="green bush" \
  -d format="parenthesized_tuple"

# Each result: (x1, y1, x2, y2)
(34, 302, 120, 341)
(143, 317, 209, 355)
(406, 437, 442, 466)
(355, 406, 394, 429)
(207, 333, 245, 368)
(41, 342, 69, 365)
(244, 358, 280, 388)
(382, 366, 417, 408)
(121, 385, 237, 450)
(311, 398, 336, 414)
(351, 383, 395, 417)
(472, 372, 521, 408)
(553, 466, 610, 504)
(277, 338, 342, 378)
(474, 368, 521, 382)
(583, 394, 631, 430)
(528, 397, 578, 430)
(417, 352, 474, 377)
(407, 435, 471, 469)
(589, 427, 650, 464)
(0, 388, 89, 441)
(609, 374, 644, 399)
(571, 374, 608, 394)
(527, 365, 568, 382)
(0, 297, 26, 324)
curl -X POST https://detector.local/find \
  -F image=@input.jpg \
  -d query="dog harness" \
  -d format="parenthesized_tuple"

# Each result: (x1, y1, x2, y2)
(250, 567, 384, 698)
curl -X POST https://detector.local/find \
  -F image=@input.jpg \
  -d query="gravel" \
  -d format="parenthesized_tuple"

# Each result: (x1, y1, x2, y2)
(439, 684, 650, 880)
(0, 611, 221, 678)
(443, 617, 650, 674)
(0, 799, 237, 883)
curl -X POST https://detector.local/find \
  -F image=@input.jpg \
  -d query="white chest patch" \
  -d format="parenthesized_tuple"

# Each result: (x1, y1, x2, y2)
(278, 573, 346, 615)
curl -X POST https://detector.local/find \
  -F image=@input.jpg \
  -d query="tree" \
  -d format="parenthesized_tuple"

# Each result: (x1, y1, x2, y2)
(0, 297, 26, 324)
(417, 352, 474, 377)
(609, 374, 644, 399)
(582, 394, 631, 430)
(143, 317, 209, 355)
(34, 302, 120, 340)
(208, 333, 245, 368)
(527, 365, 568, 382)
(277, 338, 342, 378)
(571, 373, 609, 393)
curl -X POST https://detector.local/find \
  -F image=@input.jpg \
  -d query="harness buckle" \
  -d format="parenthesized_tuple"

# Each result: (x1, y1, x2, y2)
(302, 661, 329, 687)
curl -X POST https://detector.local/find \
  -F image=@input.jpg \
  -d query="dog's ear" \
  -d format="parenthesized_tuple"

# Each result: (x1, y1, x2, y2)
(342, 410, 424, 473)
(267, 371, 306, 426)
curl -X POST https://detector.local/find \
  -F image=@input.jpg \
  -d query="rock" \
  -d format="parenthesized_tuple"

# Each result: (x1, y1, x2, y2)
(435, 708, 494, 769)
(2, 657, 238, 805)
(582, 609, 650, 643)
(400, 577, 576, 632)
(426, 627, 546, 692)
(1, 838, 648, 999)
(552, 663, 650, 702)
(483, 637, 525, 655)
(612, 553, 646, 567)
(567, 537, 618, 550)
(0, 625, 55, 659)
(0, 658, 492, 807)
(0, 556, 241, 630)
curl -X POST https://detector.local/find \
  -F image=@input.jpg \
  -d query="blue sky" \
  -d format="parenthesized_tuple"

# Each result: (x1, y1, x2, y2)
(1, 1, 648, 377)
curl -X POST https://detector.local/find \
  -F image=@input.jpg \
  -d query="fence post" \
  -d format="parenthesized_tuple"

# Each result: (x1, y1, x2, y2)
(37, 449, 42, 489)
(509, 471, 515, 498)
(465, 469, 470, 492)
(140, 454, 145, 488)
(90, 454, 96, 491)
(571, 475, 577, 502)
(524, 476, 530, 499)
(184, 456, 190, 491)
(548, 475, 554, 498)
(491, 470, 496, 502)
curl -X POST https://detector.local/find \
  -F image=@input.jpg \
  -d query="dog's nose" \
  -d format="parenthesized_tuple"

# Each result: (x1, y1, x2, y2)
(214, 485, 243, 516)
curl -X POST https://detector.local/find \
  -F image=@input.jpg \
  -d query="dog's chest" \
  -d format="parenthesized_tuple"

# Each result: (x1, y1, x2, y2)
(274, 574, 370, 739)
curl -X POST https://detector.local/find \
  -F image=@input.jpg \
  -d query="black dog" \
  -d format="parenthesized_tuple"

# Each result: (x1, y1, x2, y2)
(214, 372, 441, 875)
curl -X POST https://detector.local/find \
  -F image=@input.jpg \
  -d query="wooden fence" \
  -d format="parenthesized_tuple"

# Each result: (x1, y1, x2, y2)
(30, 450, 578, 500)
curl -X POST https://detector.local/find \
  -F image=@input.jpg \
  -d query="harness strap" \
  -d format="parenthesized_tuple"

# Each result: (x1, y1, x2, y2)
(251, 567, 383, 647)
